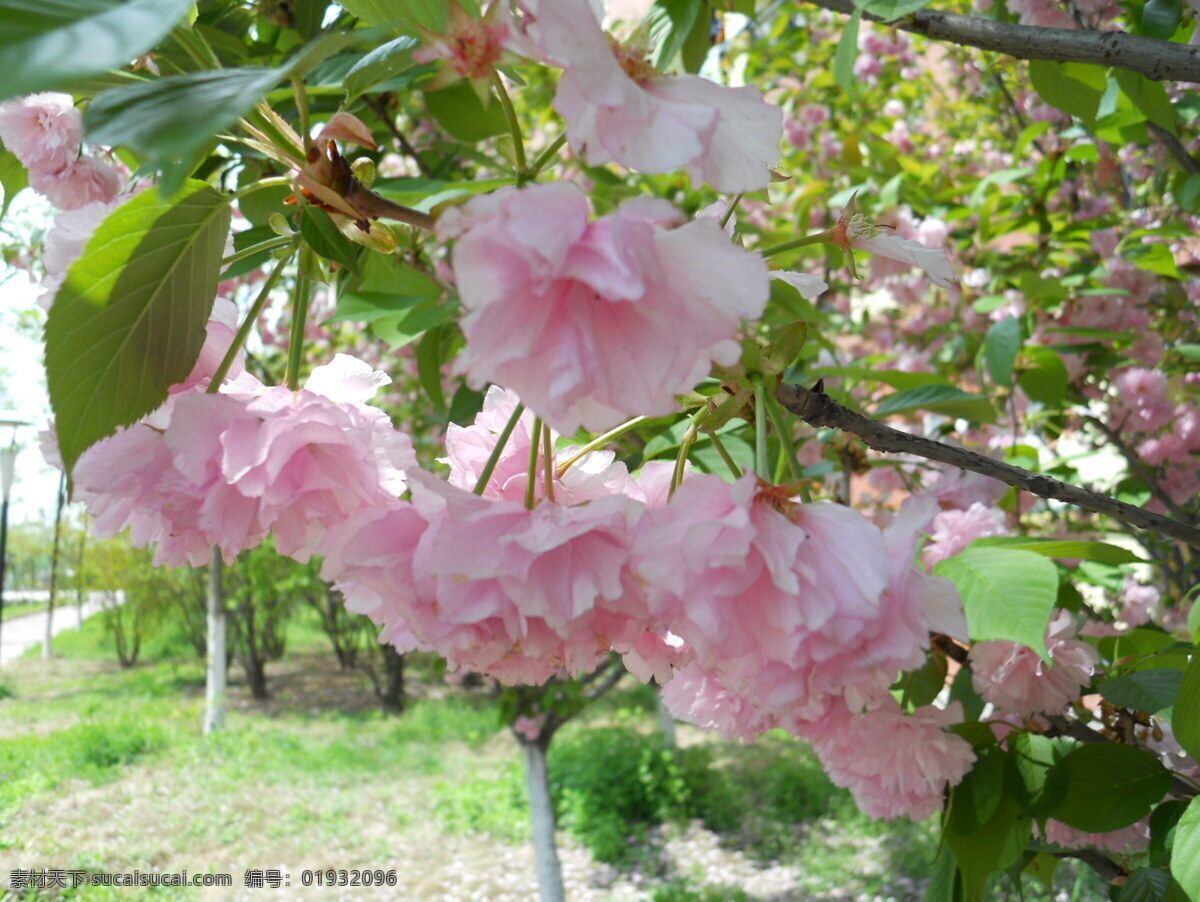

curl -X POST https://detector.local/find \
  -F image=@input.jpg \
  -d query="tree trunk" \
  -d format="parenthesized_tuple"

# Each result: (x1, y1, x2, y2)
(204, 549, 227, 735)
(246, 656, 269, 700)
(75, 532, 86, 629)
(44, 474, 65, 659)
(521, 737, 565, 902)
(380, 645, 405, 711)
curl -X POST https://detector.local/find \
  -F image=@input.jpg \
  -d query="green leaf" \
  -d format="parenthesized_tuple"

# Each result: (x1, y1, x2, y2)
(1142, 0, 1182, 38)
(1125, 242, 1182, 279)
(854, 0, 933, 21)
(1114, 70, 1178, 136)
(1010, 732, 1073, 818)
(0, 148, 27, 221)
(984, 316, 1021, 388)
(45, 182, 232, 476)
(372, 298, 458, 349)
(647, 0, 704, 70)
(344, 35, 419, 99)
(85, 67, 290, 197)
(1171, 651, 1200, 762)
(945, 793, 1029, 902)
(0, 0, 196, 101)
(971, 537, 1143, 566)
(338, 0, 449, 31)
(833, 8, 861, 92)
(679, 2, 712, 73)
(1016, 346, 1069, 406)
(425, 80, 509, 142)
(1150, 798, 1189, 868)
(1122, 869, 1174, 902)
(299, 206, 360, 273)
(416, 324, 450, 413)
(933, 546, 1058, 660)
(923, 843, 961, 902)
(1171, 797, 1200, 901)
(873, 383, 996, 423)
(895, 651, 949, 709)
(1101, 669, 1183, 714)
(1046, 743, 1172, 833)
(947, 746, 1006, 837)
(1029, 60, 1106, 125)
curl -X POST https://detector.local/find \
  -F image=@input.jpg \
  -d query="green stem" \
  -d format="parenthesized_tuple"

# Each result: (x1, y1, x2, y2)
(542, 422, 555, 505)
(670, 415, 703, 499)
(527, 133, 568, 181)
(763, 389, 802, 482)
(719, 194, 744, 230)
(525, 416, 543, 510)
(285, 249, 313, 390)
(753, 381, 770, 481)
(707, 429, 743, 480)
(171, 24, 220, 70)
(491, 71, 528, 182)
(759, 230, 832, 258)
(472, 402, 526, 495)
(293, 76, 312, 154)
(556, 416, 647, 477)
(230, 176, 292, 201)
(220, 236, 293, 269)
(208, 250, 294, 393)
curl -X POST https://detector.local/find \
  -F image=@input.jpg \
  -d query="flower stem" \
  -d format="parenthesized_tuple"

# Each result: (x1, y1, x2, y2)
(719, 194, 743, 230)
(556, 416, 647, 478)
(525, 415, 543, 510)
(472, 402, 526, 495)
(492, 71, 528, 183)
(230, 176, 292, 201)
(285, 248, 313, 391)
(542, 422, 555, 504)
(220, 235, 293, 269)
(292, 76, 312, 154)
(763, 389, 802, 482)
(527, 133, 568, 181)
(706, 429, 743, 480)
(670, 414, 703, 499)
(753, 381, 770, 481)
(207, 250, 294, 394)
(759, 230, 831, 258)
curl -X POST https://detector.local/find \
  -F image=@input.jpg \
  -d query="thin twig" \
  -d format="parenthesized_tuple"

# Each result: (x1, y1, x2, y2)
(774, 382, 1200, 550)
(366, 96, 434, 178)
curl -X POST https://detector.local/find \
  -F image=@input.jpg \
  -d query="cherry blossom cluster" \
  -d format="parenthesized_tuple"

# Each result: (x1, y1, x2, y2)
(0, 93, 123, 211)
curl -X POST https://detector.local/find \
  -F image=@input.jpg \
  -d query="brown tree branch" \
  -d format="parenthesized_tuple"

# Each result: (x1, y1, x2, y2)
(774, 382, 1200, 550)
(799, 0, 1200, 83)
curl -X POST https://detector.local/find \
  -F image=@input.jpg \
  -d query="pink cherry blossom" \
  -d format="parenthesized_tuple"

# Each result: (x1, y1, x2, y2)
(1042, 818, 1151, 855)
(1119, 576, 1161, 627)
(970, 610, 1099, 717)
(922, 501, 1009, 567)
(406, 469, 647, 683)
(29, 155, 122, 210)
(413, 1, 519, 97)
(171, 355, 415, 563)
(0, 93, 81, 173)
(63, 353, 412, 567)
(633, 473, 938, 723)
(438, 182, 769, 433)
(516, 0, 782, 193)
(799, 697, 976, 821)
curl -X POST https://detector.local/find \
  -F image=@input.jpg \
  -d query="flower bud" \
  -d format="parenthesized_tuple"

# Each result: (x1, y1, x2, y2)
(268, 212, 294, 237)
(351, 157, 376, 188)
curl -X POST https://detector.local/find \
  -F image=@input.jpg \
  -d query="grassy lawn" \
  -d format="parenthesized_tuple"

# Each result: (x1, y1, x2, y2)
(0, 612, 1105, 901)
